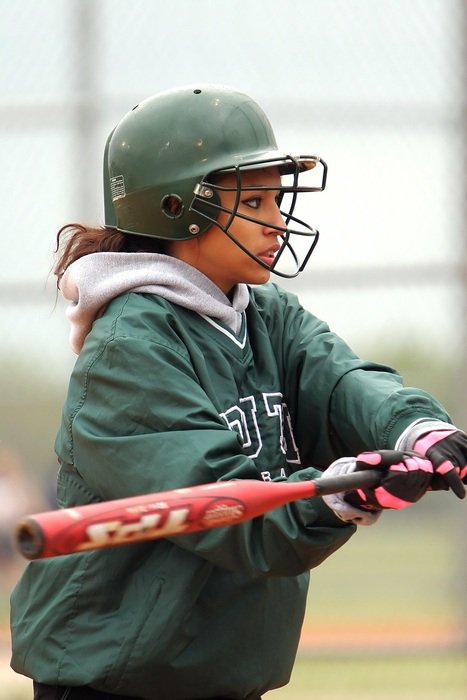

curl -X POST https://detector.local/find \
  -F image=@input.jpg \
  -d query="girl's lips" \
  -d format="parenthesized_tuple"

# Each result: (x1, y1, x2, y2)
(257, 245, 280, 265)
(258, 253, 276, 265)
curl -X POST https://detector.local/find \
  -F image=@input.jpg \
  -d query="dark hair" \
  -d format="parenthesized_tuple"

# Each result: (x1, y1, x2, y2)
(54, 224, 168, 286)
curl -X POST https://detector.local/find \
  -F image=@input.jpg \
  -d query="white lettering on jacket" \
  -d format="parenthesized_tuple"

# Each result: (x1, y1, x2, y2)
(220, 392, 300, 463)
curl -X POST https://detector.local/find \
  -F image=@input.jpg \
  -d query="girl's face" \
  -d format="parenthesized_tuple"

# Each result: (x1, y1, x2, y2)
(169, 168, 284, 296)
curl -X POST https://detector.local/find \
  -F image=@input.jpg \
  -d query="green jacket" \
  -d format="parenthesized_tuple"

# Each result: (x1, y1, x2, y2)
(10, 284, 450, 699)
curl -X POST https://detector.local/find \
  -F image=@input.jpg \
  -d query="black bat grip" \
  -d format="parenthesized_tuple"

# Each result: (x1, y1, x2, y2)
(313, 468, 382, 497)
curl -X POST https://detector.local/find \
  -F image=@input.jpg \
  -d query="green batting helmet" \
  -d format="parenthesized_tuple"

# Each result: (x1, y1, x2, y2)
(103, 84, 327, 276)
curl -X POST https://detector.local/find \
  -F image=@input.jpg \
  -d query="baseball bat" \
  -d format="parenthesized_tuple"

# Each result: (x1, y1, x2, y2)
(15, 469, 381, 560)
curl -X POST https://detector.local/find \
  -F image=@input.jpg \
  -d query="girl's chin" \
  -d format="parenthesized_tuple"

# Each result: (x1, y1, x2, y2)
(249, 269, 271, 286)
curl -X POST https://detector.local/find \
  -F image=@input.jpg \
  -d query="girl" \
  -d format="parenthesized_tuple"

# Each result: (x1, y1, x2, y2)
(10, 84, 466, 700)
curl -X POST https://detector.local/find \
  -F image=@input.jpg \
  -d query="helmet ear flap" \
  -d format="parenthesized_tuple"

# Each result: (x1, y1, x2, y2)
(190, 182, 223, 231)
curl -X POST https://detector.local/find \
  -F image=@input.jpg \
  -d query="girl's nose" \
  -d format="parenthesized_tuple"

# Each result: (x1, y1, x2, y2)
(265, 202, 285, 234)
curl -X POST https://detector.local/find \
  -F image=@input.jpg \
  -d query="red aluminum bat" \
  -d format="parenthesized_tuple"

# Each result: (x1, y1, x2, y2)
(15, 469, 380, 560)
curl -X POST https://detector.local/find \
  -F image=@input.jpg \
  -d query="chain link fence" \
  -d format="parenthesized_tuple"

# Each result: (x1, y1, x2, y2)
(1, 1, 466, 698)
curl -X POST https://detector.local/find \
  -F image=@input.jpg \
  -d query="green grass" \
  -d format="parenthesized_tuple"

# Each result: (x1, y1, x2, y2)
(268, 654, 467, 700)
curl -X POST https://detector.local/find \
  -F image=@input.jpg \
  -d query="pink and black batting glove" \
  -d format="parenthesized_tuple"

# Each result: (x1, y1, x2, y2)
(321, 449, 433, 526)
(320, 457, 382, 525)
(343, 450, 434, 513)
(395, 420, 466, 499)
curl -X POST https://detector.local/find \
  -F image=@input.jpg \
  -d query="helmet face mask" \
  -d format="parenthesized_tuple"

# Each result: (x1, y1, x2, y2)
(191, 155, 327, 279)
(104, 85, 327, 277)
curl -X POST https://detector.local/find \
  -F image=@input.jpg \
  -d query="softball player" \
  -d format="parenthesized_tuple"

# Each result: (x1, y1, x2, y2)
(10, 85, 467, 700)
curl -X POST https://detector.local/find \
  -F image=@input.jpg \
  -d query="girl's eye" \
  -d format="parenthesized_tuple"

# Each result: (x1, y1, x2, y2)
(243, 197, 261, 210)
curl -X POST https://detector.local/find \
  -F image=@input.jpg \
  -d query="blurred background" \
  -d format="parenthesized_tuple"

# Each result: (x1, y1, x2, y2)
(1, 1, 466, 698)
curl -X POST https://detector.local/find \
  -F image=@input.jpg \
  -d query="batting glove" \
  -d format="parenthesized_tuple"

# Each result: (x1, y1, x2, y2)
(396, 420, 466, 499)
(321, 450, 434, 526)
(321, 457, 382, 526)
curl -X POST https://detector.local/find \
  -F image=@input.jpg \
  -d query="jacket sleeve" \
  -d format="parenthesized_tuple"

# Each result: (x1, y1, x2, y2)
(258, 285, 452, 468)
(57, 329, 354, 578)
